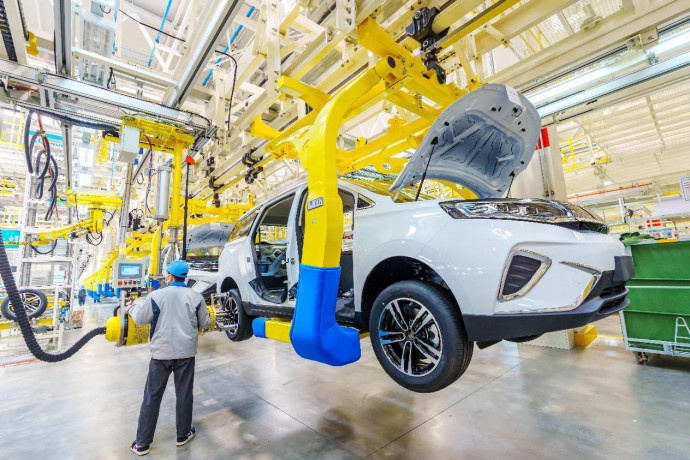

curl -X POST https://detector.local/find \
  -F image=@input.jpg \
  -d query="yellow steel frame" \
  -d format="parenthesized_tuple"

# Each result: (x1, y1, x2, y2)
(119, 117, 195, 232)
(270, 17, 480, 267)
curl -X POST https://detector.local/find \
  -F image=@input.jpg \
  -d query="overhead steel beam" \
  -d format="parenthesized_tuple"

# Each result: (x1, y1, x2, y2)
(539, 50, 690, 123)
(72, 47, 176, 88)
(54, 0, 72, 76)
(164, 0, 244, 108)
(0, 59, 210, 131)
(489, 0, 690, 89)
(471, 0, 581, 57)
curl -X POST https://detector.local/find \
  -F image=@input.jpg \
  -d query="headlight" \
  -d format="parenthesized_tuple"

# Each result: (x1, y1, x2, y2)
(439, 199, 605, 228)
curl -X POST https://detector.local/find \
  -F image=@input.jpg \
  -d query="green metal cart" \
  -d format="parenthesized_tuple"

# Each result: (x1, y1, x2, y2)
(621, 239, 690, 363)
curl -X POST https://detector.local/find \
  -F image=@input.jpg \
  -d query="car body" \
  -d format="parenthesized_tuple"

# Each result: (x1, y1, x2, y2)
(215, 179, 632, 390)
(214, 84, 633, 392)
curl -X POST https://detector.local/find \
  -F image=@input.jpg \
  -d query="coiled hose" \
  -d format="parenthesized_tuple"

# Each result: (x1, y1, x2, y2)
(0, 231, 105, 362)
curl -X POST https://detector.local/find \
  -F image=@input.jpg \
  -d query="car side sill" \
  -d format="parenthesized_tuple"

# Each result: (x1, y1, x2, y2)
(242, 301, 360, 329)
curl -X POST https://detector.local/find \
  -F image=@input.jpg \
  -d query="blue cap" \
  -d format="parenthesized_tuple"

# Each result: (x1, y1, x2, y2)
(167, 260, 189, 278)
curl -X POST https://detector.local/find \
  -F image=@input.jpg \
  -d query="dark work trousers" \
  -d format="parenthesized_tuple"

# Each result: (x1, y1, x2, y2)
(136, 357, 195, 445)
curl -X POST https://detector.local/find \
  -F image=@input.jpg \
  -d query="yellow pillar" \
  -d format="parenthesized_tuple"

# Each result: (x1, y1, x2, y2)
(301, 57, 398, 267)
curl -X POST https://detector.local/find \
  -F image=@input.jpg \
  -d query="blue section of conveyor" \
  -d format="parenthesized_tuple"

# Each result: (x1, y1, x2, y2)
(289, 264, 361, 366)
(252, 317, 267, 338)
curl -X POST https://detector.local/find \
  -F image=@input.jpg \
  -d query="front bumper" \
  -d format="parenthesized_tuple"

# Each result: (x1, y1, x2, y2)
(463, 255, 634, 342)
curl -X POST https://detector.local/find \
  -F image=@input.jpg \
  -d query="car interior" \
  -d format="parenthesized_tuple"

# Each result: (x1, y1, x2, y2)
(250, 194, 294, 304)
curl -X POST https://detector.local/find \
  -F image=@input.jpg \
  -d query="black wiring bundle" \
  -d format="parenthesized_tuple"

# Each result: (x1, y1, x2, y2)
(23, 110, 59, 227)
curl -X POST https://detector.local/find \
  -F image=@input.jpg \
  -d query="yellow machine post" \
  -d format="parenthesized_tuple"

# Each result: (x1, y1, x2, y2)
(283, 57, 404, 367)
(301, 57, 399, 267)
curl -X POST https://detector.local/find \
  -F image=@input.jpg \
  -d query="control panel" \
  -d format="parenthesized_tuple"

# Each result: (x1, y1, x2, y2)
(112, 259, 148, 288)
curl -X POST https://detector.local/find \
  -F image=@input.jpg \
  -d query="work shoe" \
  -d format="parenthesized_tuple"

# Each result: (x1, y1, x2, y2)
(176, 427, 196, 446)
(131, 441, 150, 456)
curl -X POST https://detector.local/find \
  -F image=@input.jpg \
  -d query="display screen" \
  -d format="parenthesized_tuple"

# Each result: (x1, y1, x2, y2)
(119, 263, 142, 279)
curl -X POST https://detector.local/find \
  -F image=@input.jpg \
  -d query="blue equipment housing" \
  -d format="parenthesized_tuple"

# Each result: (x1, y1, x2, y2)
(289, 264, 360, 366)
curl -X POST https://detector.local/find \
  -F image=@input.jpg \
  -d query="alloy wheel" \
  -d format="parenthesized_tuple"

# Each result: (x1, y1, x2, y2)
(377, 298, 443, 377)
(219, 294, 240, 335)
(10, 292, 43, 315)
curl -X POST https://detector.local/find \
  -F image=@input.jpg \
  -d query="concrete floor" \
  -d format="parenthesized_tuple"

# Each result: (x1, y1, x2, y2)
(1, 300, 690, 459)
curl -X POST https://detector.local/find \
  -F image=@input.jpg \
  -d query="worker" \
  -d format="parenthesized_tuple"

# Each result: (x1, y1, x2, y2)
(77, 287, 86, 307)
(127, 260, 211, 456)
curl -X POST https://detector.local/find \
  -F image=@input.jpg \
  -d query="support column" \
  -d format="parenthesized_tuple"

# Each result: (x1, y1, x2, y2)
(510, 125, 566, 200)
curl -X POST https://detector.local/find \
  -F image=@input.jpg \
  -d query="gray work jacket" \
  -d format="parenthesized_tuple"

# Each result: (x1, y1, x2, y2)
(129, 282, 211, 360)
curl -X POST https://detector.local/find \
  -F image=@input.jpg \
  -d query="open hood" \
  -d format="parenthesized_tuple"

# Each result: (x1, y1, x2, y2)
(186, 222, 234, 251)
(390, 84, 541, 198)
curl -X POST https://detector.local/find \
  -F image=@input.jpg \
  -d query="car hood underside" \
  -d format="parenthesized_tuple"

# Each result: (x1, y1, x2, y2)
(390, 83, 542, 198)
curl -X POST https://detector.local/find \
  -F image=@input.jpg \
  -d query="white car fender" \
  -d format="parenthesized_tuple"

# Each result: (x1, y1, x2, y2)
(217, 240, 248, 298)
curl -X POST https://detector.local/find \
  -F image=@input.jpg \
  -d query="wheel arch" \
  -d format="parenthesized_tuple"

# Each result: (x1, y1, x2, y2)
(359, 256, 459, 331)
(219, 276, 239, 293)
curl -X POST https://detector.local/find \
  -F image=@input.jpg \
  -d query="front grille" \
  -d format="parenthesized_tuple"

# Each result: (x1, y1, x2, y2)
(598, 282, 628, 315)
(502, 255, 542, 296)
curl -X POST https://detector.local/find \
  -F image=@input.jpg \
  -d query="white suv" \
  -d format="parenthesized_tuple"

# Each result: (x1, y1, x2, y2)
(216, 84, 633, 392)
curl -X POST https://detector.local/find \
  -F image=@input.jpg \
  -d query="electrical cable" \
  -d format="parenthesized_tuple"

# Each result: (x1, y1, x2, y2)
(29, 239, 57, 255)
(20, 105, 118, 132)
(0, 230, 105, 362)
(23, 110, 34, 173)
(24, 111, 58, 223)
(104, 210, 116, 225)
(85, 231, 103, 246)
(118, 9, 186, 43)
(106, 67, 116, 90)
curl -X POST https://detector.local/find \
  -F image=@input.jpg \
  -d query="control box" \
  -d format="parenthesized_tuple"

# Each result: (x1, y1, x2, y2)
(118, 125, 141, 164)
(112, 259, 148, 288)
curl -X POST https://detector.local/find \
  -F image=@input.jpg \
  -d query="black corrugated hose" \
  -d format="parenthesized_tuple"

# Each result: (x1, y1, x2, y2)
(0, 230, 105, 362)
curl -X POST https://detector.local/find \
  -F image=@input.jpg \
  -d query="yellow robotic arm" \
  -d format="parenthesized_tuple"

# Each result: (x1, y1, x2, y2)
(23, 191, 122, 247)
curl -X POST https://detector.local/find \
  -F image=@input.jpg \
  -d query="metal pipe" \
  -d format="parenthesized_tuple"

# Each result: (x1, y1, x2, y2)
(154, 165, 171, 221)
(182, 159, 190, 259)
(169, 148, 183, 230)
(118, 163, 134, 246)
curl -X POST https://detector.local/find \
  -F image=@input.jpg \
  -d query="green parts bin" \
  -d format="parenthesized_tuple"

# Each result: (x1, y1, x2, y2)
(621, 240, 690, 358)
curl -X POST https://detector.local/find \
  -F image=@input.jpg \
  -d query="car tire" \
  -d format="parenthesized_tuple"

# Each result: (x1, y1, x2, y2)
(220, 289, 253, 341)
(1, 288, 48, 321)
(369, 280, 472, 393)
